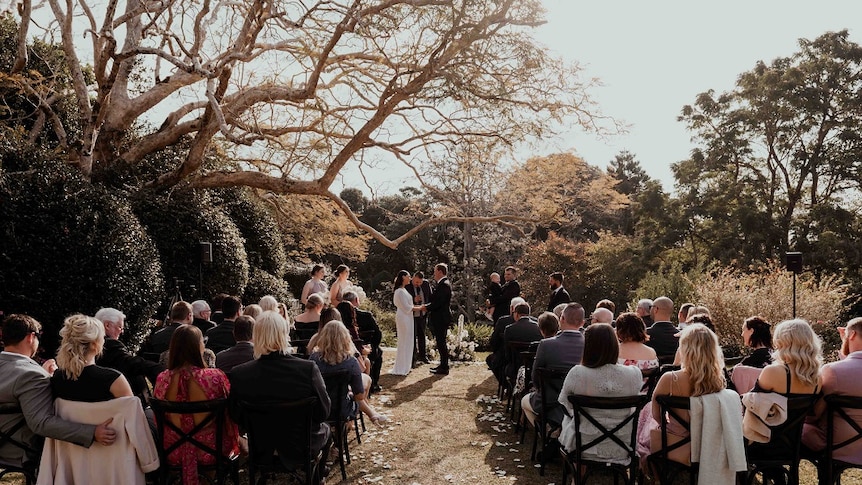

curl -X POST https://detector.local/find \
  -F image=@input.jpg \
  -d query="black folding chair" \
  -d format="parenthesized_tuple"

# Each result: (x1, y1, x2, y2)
(239, 398, 329, 485)
(744, 393, 819, 485)
(504, 341, 535, 415)
(513, 349, 537, 426)
(149, 398, 240, 485)
(0, 406, 37, 485)
(531, 367, 570, 476)
(822, 394, 862, 485)
(290, 339, 312, 358)
(561, 394, 650, 485)
(647, 396, 698, 485)
(641, 366, 661, 400)
(320, 369, 357, 480)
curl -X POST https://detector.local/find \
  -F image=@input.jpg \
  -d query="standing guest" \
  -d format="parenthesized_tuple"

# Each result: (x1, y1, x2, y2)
(206, 296, 241, 353)
(677, 303, 694, 329)
(293, 293, 324, 340)
(258, 295, 279, 312)
(330, 264, 352, 305)
(191, 300, 216, 334)
(645, 297, 679, 358)
(484, 272, 503, 321)
(344, 292, 384, 393)
(228, 311, 332, 468)
(310, 321, 389, 425)
(301, 265, 328, 306)
(418, 263, 453, 375)
(558, 323, 642, 464)
(739, 316, 773, 368)
(0, 315, 118, 475)
(215, 315, 255, 373)
(547, 272, 571, 312)
(616, 312, 659, 371)
(410, 271, 433, 365)
(636, 299, 654, 328)
(802, 317, 862, 464)
(154, 325, 239, 485)
(596, 299, 616, 315)
(489, 266, 521, 324)
(209, 293, 228, 325)
(243, 304, 263, 321)
(391, 270, 415, 376)
(521, 303, 585, 427)
(95, 308, 164, 401)
(143, 301, 194, 356)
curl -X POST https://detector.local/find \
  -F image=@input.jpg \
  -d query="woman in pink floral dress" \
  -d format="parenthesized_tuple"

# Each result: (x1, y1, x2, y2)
(154, 325, 239, 485)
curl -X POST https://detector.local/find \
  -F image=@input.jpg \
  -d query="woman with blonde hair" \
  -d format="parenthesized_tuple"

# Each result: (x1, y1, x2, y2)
(752, 319, 821, 394)
(51, 314, 133, 402)
(258, 295, 279, 312)
(645, 324, 726, 464)
(309, 321, 388, 425)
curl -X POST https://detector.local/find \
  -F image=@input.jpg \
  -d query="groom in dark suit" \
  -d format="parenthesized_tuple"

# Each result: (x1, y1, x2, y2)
(423, 263, 453, 375)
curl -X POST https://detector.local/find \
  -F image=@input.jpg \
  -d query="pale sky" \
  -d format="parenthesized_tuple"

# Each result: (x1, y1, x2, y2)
(340, 1, 862, 195)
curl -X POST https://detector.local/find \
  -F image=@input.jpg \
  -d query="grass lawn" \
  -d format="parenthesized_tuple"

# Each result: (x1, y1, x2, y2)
(4, 349, 861, 484)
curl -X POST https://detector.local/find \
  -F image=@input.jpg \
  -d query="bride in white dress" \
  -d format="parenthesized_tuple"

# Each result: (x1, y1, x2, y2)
(391, 270, 415, 375)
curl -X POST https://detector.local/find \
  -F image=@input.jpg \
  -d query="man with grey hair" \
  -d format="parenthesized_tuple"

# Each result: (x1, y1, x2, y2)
(636, 298, 654, 327)
(96, 308, 164, 402)
(591, 307, 614, 325)
(191, 300, 215, 334)
(645, 296, 678, 358)
(487, 297, 527, 383)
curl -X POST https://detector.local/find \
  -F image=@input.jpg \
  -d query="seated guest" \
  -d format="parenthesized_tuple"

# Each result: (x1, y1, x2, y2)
(293, 293, 324, 340)
(309, 321, 388, 425)
(215, 316, 255, 373)
(154, 325, 240, 485)
(487, 297, 526, 384)
(143, 301, 194, 356)
(191, 300, 216, 334)
(228, 311, 332, 466)
(52, 314, 134, 402)
(243, 304, 263, 321)
(596, 299, 616, 315)
(0, 314, 116, 471)
(616, 312, 659, 371)
(277, 303, 289, 321)
(503, 302, 543, 382)
(513, 312, 559, 396)
(335, 300, 362, 341)
(521, 303, 586, 427)
(740, 316, 773, 368)
(210, 293, 228, 325)
(206, 296, 242, 353)
(558, 323, 642, 464)
(307, 307, 342, 352)
(677, 303, 694, 329)
(645, 296, 679, 358)
(344, 291, 384, 393)
(95, 307, 164, 401)
(591, 307, 614, 325)
(644, 324, 728, 466)
(258, 295, 279, 312)
(803, 317, 862, 464)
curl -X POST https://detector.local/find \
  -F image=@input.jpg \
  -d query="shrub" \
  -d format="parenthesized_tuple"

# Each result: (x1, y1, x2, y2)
(0, 161, 163, 353)
(463, 322, 493, 352)
(243, 268, 291, 304)
(215, 188, 288, 277)
(693, 261, 847, 359)
(362, 299, 396, 347)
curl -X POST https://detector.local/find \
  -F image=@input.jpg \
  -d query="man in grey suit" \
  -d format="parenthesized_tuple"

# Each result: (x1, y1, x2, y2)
(522, 303, 586, 427)
(0, 314, 116, 470)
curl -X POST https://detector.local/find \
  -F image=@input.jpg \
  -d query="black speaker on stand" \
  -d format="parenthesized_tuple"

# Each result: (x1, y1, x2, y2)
(199, 242, 213, 297)
(785, 252, 802, 318)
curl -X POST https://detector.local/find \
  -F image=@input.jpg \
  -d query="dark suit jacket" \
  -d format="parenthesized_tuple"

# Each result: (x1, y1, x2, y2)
(409, 281, 433, 316)
(425, 277, 452, 328)
(228, 352, 331, 454)
(646, 321, 680, 357)
(547, 287, 572, 312)
(503, 316, 543, 379)
(530, 330, 585, 423)
(0, 353, 95, 467)
(215, 341, 255, 373)
(192, 317, 216, 334)
(97, 338, 164, 399)
(144, 322, 182, 355)
(491, 280, 521, 323)
(206, 320, 237, 354)
(355, 309, 382, 349)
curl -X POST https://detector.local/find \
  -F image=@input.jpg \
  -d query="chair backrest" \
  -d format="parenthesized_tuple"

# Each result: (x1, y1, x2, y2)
(657, 354, 676, 366)
(149, 398, 228, 466)
(654, 395, 692, 462)
(569, 394, 649, 465)
(520, 350, 537, 390)
(724, 355, 744, 368)
(759, 393, 818, 461)
(641, 367, 661, 400)
(320, 370, 350, 423)
(239, 397, 319, 469)
(292, 323, 319, 341)
(0, 405, 37, 462)
(506, 341, 535, 368)
(536, 367, 571, 426)
(825, 394, 862, 464)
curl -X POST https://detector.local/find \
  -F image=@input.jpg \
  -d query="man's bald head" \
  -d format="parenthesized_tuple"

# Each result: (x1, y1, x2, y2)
(652, 296, 674, 322)
(561, 303, 585, 330)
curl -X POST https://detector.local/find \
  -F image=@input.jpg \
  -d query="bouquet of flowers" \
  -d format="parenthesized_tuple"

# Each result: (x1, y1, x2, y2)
(428, 315, 476, 362)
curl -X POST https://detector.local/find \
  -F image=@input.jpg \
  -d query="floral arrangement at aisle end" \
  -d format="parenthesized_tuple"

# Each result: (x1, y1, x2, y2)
(428, 315, 477, 362)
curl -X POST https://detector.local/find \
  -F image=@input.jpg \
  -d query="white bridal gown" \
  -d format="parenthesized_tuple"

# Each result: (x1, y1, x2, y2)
(391, 287, 415, 375)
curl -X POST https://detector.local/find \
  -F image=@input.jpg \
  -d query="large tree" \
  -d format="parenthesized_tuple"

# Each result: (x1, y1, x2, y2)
(4, 0, 610, 247)
(675, 30, 862, 265)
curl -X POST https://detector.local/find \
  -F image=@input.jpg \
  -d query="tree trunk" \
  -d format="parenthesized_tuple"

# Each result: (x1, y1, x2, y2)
(463, 221, 475, 322)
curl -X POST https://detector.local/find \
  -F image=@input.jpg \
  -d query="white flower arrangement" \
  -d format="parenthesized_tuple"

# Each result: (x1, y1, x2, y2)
(428, 314, 477, 362)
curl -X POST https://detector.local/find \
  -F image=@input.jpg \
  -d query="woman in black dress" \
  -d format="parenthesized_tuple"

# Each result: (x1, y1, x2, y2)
(740, 316, 773, 368)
